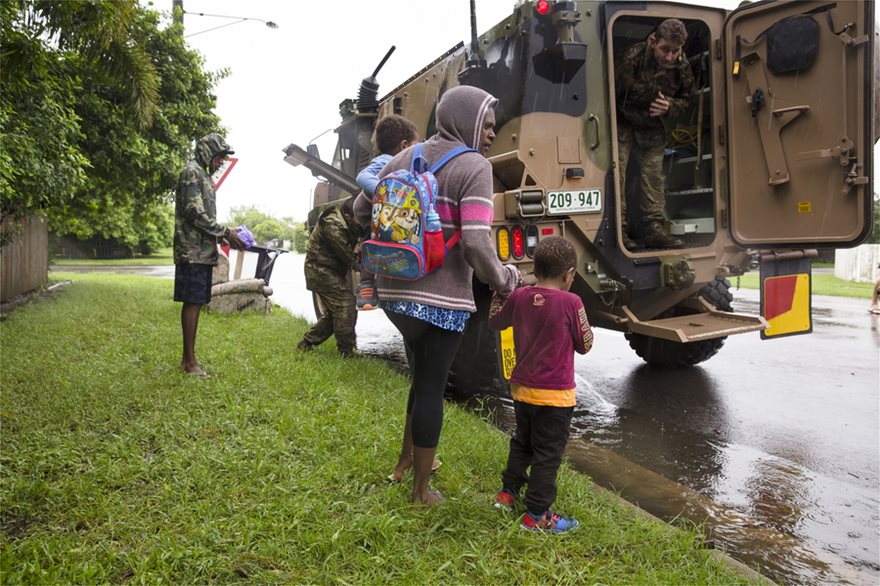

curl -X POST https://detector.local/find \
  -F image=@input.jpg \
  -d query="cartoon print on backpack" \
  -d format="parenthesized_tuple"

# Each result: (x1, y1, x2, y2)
(360, 143, 474, 280)
(391, 193, 422, 244)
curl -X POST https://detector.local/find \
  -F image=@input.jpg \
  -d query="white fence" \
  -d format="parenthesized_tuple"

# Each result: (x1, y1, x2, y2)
(834, 244, 880, 283)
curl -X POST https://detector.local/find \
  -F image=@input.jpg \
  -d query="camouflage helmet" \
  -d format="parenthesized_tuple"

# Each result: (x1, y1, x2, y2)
(195, 133, 234, 168)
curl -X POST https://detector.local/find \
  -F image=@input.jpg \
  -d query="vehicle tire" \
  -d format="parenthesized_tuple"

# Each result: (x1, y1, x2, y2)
(699, 275, 734, 312)
(625, 277, 733, 368)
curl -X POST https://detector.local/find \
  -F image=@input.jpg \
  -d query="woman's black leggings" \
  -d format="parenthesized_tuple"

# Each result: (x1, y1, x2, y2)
(384, 310, 464, 448)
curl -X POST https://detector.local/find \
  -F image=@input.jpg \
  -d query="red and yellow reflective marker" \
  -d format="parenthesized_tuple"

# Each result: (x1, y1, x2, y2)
(761, 273, 811, 338)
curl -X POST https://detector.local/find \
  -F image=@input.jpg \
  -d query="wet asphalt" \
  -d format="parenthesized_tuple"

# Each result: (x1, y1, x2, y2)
(53, 255, 880, 584)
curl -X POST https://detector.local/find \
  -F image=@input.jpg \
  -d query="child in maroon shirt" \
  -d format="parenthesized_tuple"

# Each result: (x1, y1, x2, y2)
(488, 236, 593, 532)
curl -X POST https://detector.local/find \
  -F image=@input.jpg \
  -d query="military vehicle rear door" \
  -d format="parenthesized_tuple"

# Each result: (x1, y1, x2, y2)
(724, 0, 874, 248)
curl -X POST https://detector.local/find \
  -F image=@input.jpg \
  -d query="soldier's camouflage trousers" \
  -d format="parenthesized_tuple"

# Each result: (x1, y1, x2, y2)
(617, 125, 667, 227)
(300, 284, 357, 354)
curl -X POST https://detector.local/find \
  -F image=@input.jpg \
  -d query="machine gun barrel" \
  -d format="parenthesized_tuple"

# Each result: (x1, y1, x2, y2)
(282, 144, 361, 195)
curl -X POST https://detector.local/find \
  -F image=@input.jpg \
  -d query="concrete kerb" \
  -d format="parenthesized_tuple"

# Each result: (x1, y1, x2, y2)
(586, 481, 776, 585)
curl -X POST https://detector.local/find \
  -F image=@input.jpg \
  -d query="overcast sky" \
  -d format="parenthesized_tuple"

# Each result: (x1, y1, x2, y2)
(171, 0, 526, 223)
(166, 0, 875, 225)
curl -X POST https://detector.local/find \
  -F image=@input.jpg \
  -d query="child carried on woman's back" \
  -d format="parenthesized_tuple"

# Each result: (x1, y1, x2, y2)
(355, 114, 419, 310)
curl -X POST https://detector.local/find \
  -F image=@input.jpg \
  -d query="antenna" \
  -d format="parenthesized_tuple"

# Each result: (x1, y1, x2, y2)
(357, 45, 396, 112)
(459, 0, 487, 86)
(469, 0, 480, 57)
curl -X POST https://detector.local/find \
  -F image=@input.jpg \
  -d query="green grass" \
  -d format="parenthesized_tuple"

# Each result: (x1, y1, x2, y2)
(730, 273, 873, 298)
(52, 247, 174, 266)
(0, 273, 755, 585)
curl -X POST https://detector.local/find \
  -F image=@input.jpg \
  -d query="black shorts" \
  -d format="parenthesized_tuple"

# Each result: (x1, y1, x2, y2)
(174, 263, 213, 305)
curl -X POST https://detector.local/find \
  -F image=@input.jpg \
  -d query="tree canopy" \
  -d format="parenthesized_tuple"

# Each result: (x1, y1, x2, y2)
(0, 0, 223, 252)
(228, 206, 306, 251)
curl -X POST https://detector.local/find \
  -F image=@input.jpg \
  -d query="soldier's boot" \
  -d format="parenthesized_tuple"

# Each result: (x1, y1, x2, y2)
(642, 221, 684, 249)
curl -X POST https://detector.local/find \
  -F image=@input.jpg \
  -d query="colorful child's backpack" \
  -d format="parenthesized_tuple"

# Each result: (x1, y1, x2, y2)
(360, 143, 474, 280)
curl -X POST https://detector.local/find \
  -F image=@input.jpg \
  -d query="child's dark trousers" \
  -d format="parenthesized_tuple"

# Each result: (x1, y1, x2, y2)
(502, 401, 574, 515)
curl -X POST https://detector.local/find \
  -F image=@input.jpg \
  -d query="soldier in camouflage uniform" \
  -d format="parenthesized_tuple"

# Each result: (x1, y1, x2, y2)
(616, 18, 695, 249)
(174, 133, 246, 377)
(297, 197, 363, 356)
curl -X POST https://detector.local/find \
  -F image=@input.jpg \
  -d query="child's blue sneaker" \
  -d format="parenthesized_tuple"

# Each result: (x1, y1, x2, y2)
(520, 509, 579, 533)
(494, 489, 516, 511)
(356, 280, 378, 311)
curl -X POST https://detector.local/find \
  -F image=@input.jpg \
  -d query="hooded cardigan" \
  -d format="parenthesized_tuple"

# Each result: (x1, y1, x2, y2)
(353, 85, 520, 313)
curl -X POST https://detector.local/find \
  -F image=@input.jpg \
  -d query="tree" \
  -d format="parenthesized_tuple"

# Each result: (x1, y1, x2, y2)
(292, 222, 309, 253)
(229, 206, 298, 248)
(1, 1, 223, 252)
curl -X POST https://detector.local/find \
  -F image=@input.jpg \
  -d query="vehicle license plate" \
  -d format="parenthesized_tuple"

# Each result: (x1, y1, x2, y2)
(546, 189, 602, 215)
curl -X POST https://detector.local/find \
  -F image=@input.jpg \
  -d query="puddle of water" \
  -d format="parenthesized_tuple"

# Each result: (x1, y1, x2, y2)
(468, 392, 879, 586)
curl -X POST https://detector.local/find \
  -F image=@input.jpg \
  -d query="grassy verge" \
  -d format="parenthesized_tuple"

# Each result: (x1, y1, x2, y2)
(730, 273, 873, 298)
(1, 273, 754, 584)
(52, 247, 174, 266)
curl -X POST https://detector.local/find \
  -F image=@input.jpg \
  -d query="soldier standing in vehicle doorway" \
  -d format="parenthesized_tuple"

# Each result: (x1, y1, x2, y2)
(174, 133, 246, 377)
(296, 197, 363, 357)
(616, 18, 695, 249)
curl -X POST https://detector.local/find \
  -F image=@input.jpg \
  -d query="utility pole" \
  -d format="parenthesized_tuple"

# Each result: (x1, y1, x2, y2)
(172, 0, 183, 25)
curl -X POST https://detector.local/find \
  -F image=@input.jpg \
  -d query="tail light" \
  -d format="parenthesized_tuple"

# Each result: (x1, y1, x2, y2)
(496, 227, 511, 261)
(536, 0, 551, 15)
(511, 225, 525, 259)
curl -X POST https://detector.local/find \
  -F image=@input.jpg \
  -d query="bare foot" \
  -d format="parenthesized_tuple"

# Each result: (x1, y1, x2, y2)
(413, 490, 444, 507)
(180, 363, 209, 377)
(388, 456, 413, 483)
(388, 457, 442, 483)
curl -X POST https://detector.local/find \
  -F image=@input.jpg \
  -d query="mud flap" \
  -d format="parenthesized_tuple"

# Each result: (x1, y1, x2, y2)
(759, 254, 812, 339)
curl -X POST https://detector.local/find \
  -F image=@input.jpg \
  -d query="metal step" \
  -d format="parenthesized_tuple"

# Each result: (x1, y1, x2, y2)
(622, 302, 767, 343)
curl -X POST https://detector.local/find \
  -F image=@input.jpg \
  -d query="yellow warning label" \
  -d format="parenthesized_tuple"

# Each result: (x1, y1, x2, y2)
(499, 327, 516, 380)
(797, 201, 812, 213)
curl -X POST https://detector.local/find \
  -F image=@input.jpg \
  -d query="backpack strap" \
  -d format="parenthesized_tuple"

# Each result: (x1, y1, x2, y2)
(411, 144, 476, 174)
(411, 143, 427, 173)
(412, 144, 476, 253)
(445, 231, 462, 251)
(432, 146, 474, 251)
(428, 146, 476, 173)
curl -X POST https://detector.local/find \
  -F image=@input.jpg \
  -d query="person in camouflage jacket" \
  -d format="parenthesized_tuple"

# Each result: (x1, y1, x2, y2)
(297, 197, 363, 356)
(174, 133, 245, 377)
(615, 18, 695, 249)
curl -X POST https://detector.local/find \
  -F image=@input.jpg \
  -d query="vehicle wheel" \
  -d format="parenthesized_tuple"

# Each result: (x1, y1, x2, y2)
(625, 277, 733, 368)
(625, 333, 726, 368)
(699, 276, 734, 312)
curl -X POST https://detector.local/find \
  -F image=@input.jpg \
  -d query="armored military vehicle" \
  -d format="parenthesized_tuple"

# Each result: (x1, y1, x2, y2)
(284, 0, 874, 388)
